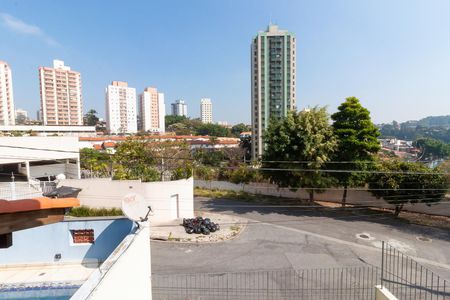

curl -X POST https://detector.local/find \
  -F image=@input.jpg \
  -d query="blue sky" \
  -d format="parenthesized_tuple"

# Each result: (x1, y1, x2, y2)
(1, 0, 450, 124)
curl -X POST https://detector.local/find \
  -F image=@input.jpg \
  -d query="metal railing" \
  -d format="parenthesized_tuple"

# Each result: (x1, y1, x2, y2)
(28, 177, 57, 194)
(152, 266, 380, 300)
(381, 241, 449, 299)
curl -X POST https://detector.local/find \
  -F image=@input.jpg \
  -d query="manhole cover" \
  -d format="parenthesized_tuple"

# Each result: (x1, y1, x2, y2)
(416, 236, 432, 243)
(356, 233, 374, 240)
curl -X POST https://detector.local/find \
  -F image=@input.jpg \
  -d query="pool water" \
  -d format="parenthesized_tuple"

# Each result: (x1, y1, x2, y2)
(0, 284, 80, 300)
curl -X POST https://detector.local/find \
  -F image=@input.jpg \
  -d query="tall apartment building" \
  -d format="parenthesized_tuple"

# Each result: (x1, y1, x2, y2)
(200, 98, 213, 124)
(105, 81, 137, 134)
(138, 87, 165, 133)
(0, 61, 15, 126)
(251, 24, 296, 159)
(171, 99, 187, 117)
(39, 60, 83, 125)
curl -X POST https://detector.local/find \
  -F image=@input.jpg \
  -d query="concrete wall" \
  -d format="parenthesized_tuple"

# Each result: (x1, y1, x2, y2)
(195, 180, 450, 217)
(0, 218, 134, 266)
(61, 177, 194, 223)
(72, 223, 151, 300)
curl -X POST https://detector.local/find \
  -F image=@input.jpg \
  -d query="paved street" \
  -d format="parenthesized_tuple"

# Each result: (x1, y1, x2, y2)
(151, 197, 450, 280)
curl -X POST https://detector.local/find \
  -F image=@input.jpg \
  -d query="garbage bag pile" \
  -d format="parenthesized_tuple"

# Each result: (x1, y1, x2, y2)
(182, 217, 220, 235)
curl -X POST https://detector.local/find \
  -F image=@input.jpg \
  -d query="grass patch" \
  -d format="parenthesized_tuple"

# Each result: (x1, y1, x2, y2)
(194, 187, 308, 204)
(194, 187, 258, 201)
(67, 206, 123, 217)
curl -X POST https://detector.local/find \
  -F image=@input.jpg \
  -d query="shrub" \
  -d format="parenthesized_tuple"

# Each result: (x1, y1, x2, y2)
(68, 206, 123, 217)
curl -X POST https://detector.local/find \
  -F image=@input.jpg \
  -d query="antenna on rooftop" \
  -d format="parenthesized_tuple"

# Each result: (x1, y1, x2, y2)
(122, 193, 152, 224)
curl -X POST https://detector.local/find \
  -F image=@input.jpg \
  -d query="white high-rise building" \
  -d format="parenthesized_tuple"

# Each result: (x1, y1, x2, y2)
(39, 60, 83, 125)
(105, 81, 137, 134)
(138, 87, 165, 133)
(0, 61, 15, 126)
(200, 98, 212, 124)
(171, 99, 187, 117)
(15, 108, 28, 124)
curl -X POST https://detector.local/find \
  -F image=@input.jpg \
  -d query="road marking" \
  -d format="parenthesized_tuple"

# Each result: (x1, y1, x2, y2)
(255, 219, 450, 271)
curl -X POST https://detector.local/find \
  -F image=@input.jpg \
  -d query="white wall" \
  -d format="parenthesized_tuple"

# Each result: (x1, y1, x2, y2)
(60, 178, 194, 223)
(195, 180, 450, 217)
(71, 223, 151, 300)
(29, 163, 65, 178)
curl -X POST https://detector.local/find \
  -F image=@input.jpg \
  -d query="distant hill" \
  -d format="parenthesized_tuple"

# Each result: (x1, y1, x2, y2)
(416, 115, 450, 128)
(380, 115, 450, 143)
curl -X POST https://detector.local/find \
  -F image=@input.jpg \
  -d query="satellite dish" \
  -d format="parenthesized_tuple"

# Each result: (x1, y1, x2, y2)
(122, 193, 152, 222)
(56, 173, 66, 180)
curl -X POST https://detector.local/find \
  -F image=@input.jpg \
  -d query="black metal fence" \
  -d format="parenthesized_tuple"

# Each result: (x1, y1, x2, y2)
(152, 266, 380, 300)
(381, 241, 449, 300)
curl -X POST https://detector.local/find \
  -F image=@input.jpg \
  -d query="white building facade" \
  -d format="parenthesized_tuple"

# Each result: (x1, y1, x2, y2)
(171, 99, 187, 117)
(39, 60, 83, 126)
(105, 81, 137, 134)
(0, 61, 15, 126)
(200, 98, 212, 123)
(138, 87, 165, 133)
(15, 108, 28, 124)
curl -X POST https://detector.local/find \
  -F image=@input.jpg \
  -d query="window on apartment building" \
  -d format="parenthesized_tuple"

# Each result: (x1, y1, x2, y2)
(70, 229, 95, 244)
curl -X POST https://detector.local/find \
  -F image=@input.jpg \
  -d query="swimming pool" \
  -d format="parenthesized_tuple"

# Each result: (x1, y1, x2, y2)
(0, 283, 80, 300)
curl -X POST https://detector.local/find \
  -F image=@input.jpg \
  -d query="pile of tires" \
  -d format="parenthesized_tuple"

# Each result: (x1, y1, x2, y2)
(182, 217, 220, 235)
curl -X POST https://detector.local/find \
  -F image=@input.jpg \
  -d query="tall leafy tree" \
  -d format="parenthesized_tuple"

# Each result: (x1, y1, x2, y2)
(113, 139, 192, 181)
(331, 97, 380, 206)
(263, 107, 337, 202)
(369, 160, 449, 216)
(80, 148, 111, 177)
(231, 123, 251, 137)
(84, 109, 99, 126)
(112, 139, 159, 182)
(414, 138, 450, 160)
(165, 115, 188, 128)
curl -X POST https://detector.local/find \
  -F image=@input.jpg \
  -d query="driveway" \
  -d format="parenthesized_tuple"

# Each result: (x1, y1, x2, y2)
(151, 197, 450, 280)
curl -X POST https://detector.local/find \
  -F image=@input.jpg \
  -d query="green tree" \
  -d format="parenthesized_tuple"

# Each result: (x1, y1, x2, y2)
(112, 139, 160, 182)
(194, 149, 225, 167)
(146, 140, 193, 180)
(165, 115, 188, 128)
(167, 123, 192, 135)
(80, 148, 111, 177)
(414, 138, 450, 161)
(331, 97, 380, 206)
(195, 123, 231, 137)
(231, 123, 250, 137)
(84, 109, 99, 126)
(262, 108, 337, 202)
(369, 160, 449, 216)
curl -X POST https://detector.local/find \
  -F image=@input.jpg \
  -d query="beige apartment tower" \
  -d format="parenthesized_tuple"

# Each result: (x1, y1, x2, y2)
(200, 98, 212, 124)
(251, 24, 296, 159)
(0, 61, 15, 126)
(138, 87, 165, 133)
(39, 60, 83, 125)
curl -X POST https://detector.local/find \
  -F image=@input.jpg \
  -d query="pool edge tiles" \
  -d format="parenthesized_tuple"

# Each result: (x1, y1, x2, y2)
(0, 281, 82, 300)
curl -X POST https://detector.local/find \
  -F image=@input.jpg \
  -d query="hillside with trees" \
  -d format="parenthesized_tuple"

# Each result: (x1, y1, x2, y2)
(380, 116, 450, 143)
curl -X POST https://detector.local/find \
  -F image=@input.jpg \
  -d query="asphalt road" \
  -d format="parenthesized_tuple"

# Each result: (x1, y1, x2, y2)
(151, 197, 450, 280)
